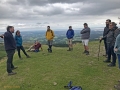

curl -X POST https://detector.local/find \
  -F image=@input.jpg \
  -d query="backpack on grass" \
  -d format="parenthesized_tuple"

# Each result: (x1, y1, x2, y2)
(64, 81, 82, 90)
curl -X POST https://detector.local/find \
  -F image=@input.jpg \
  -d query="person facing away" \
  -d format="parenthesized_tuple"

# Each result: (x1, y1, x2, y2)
(15, 30, 30, 59)
(66, 26, 74, 51)
(45, 26, 55, 53)
(3, 26, 17, 75)
(80, 23, 90, 55)
(100, 19, 111, 57)
(104, 22, 120, 67)
(28, 41, 43, 52)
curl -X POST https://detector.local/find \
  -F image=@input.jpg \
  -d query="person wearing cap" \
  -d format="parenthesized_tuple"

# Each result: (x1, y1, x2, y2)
(66, 26, 74, 51)
(100, 19, 111, 57)
(80, 23, 91, 55)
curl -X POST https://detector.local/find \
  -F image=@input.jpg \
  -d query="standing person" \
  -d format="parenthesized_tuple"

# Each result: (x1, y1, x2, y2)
(81, 23, 91, 55)
(114, 34, 120, 69)
(104, 22, 119, 67)
(15, 30, 30, 59)
(45, 26, 55, 53)
(100, 19, 111, 57)
(66, 26, 74, 51)
(4, 26, 17, 75)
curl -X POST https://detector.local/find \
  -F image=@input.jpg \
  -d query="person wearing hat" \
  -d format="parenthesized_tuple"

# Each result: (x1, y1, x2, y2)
(66, 26, 74, 51)
(80, 23, 91, 55)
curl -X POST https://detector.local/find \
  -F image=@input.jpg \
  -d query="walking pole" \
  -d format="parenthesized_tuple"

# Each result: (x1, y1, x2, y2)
(98, 40, 102, 61)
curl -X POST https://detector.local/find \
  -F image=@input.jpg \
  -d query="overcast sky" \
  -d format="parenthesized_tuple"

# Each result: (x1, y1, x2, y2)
(0, 0, 120, 31)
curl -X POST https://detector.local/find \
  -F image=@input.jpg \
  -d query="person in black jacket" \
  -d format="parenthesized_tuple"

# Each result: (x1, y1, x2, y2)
(100, 19, 111, 57)
(104, 22, 120, 67)
(3, 26, 17, 75)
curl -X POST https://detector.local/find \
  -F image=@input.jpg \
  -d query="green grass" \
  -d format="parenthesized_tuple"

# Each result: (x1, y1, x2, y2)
(0, 41, 120, 90)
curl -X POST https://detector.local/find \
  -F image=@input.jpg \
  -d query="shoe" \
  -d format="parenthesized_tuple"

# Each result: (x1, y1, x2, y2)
(8, 72, 17, 76)
(11, 67, 18, 70)
(27, 55, 30, 58)
(103, 60, 111, 63)
(67, 48, 71, 51)
(50, 49, 52, 53)
(114, 84, 120, 89)
(47, 48, 50, 52)
(86, 51, 89, 55)
(108, 63, 116, 67)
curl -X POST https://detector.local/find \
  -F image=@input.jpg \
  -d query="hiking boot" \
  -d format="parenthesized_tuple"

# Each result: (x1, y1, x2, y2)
(47, 48, 50, 52)
(67, 48, 71, 51)
(108, 63, 116, 67)
(8, 72, 17, 76)
(50, 49, 52, 53)
(114, 84, 120, 90)
(103, 60, 111, 63)
(86, 51, 89, 55)
(11, 67, 18, 70)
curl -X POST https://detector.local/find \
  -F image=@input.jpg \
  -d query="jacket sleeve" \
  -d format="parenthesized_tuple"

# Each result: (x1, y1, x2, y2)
(52, 30, 55, 37)
(66, 31, 68, 37)
(72, 30, 74, 37)
(81, 28, 90, 34)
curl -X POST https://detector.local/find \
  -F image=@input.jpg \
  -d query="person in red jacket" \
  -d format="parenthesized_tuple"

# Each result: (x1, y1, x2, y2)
(28, 41, 43, 52)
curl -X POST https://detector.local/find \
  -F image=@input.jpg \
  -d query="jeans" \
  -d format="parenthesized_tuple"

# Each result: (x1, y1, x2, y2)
(107, 45, 116, 64)
(17, 46, 28, 58)
(6, 50, 15, 73)
(117, 54, 120, 69)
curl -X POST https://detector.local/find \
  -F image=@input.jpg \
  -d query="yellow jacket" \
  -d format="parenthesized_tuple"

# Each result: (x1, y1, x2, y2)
(46, 30, 55, 40)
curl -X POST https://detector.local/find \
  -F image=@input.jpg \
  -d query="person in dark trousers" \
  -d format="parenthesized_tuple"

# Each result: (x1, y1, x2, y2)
(46, 26, 55, 53)
(15, 30, 30, 59)
(100, 19, 111, 57)
(104, 22, 119, 67)
(66, 26, 74, 51)
(81, 23, 91, 55)
(3, 26, 17, 75)
(114, 34, 120, 69)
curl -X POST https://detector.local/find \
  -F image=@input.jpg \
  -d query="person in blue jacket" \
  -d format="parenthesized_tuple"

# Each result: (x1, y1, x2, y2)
(114, 33, 120, 69)
(15, 30, 30, 59)
(66, 26, 74, 51)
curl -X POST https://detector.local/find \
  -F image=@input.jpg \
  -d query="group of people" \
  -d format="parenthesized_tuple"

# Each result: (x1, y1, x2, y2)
(0, 20, 120, 76)
(0, 24, 90, 75)
(100, 19, 120, 68)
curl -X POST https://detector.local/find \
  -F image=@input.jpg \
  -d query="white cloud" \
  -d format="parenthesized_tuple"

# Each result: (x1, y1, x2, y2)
(0, 0, 120, 31)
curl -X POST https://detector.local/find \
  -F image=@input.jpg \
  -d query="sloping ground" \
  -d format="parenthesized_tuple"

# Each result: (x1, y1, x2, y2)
(0, 41, 120, 90)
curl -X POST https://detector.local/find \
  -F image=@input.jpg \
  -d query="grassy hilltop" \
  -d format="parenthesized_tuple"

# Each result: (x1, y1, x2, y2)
(0, 41, 120, 90)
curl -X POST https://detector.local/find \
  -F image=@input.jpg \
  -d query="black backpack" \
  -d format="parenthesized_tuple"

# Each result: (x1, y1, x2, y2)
(64, 81, 82, 90)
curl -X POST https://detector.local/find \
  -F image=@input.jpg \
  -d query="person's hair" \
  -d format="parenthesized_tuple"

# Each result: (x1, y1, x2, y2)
(7, 26, 13, 31)
(69, 26, 72, 28)
(15, 30, 20, 35)
(106, 19, 111, 22)
(83, 23, 88, 26)
(47, 26, 50, 28)
(110, 22, 116, 26)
